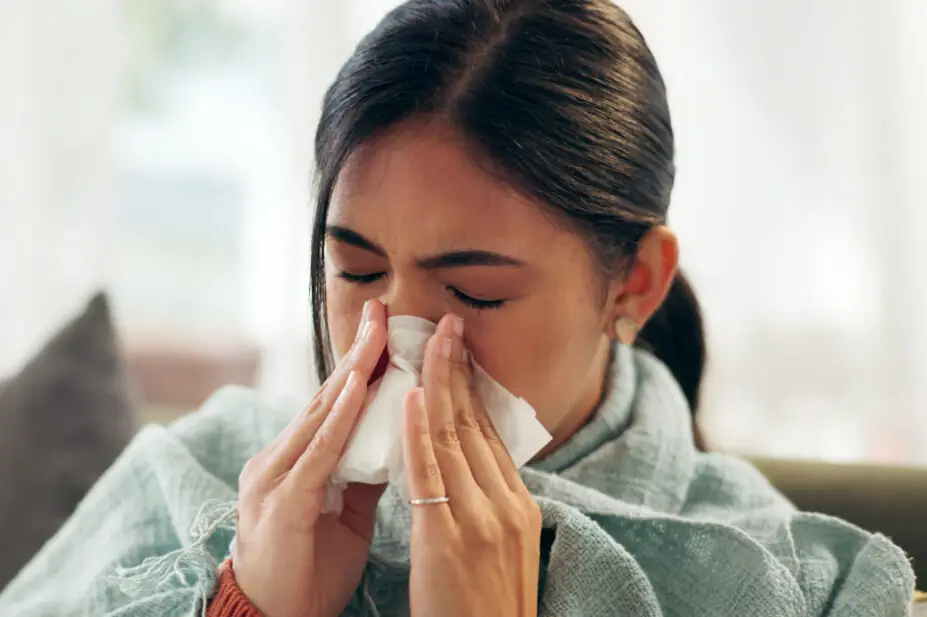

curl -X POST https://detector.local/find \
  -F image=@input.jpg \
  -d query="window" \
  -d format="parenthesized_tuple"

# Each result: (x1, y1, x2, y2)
(2, 0, 925, 462)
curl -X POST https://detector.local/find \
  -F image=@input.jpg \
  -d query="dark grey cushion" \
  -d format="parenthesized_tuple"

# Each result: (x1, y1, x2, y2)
(0, 292, 139, 589)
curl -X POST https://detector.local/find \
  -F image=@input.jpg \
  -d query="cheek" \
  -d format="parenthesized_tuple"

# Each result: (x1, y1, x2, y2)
(465, 291, 604, 428)
(325, 277, 367, 361)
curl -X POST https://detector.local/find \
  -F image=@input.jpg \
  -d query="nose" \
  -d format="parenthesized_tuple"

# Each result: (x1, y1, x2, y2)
(379, 277, 449, 325)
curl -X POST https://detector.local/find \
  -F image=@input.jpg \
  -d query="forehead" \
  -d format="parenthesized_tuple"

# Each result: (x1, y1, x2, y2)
(327, 122, 580, 259)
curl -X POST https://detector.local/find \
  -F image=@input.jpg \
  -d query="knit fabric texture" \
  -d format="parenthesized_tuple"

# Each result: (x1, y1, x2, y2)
(0, 345, 914, 616)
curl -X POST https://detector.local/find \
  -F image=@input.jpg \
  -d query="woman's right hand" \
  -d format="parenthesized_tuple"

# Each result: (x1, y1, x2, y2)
(231, 300, 388, 617)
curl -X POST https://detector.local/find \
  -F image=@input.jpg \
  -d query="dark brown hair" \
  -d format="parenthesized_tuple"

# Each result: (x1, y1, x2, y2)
(310, 0, 706, 415)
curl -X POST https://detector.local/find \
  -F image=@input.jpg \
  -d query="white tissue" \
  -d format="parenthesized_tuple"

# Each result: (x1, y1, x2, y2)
(322, 315, 552, 514)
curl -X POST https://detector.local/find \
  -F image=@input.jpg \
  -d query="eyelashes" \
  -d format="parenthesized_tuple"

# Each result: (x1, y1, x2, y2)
(335, 271, 507, 311)
(336, 271, 385, 285)
(447, 287, 506, 310)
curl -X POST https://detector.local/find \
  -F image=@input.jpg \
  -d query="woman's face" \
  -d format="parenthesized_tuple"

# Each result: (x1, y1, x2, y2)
(324, 122, 615, 442)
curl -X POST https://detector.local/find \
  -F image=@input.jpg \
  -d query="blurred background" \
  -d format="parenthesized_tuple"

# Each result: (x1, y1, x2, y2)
(2, 0, 926, 464)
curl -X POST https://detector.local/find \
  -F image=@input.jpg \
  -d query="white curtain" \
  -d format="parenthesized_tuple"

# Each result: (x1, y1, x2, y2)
(1, 0, 924, 462)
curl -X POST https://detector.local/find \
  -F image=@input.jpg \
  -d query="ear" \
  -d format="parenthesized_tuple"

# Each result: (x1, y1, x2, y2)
(606, 226, 679, 342)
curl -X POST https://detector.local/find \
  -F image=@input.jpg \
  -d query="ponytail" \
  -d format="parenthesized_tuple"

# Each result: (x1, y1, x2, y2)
(635, 269, 708, 449)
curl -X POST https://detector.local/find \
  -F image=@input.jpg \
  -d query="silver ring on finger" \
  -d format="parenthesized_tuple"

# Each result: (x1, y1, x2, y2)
(408, 496, 450, 506)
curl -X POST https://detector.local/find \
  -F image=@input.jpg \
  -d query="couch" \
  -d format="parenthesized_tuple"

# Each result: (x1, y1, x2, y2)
(751, 456, 927, 586)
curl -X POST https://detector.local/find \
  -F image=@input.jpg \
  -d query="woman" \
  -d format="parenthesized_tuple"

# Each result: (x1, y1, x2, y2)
(0, 0, 913, 615)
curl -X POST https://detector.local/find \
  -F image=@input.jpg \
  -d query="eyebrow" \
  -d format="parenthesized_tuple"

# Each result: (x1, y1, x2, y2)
(326, 225, 385, 256)
(325, 225, 525, 269)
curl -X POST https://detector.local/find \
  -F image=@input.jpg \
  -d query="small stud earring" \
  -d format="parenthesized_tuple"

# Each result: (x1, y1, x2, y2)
(614, 316, 639, 345)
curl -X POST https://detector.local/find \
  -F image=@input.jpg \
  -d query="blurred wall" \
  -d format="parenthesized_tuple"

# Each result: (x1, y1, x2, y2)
(1, 0, 925, 463)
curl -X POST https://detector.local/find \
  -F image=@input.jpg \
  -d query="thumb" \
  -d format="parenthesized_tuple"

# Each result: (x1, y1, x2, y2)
(340, 483, 387, 540)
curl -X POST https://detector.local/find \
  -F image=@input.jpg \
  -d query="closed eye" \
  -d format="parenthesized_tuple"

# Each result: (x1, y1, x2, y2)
(447, 287, 506, 310)
(335, 271, 506, 310)
(336, 271, 385, 284)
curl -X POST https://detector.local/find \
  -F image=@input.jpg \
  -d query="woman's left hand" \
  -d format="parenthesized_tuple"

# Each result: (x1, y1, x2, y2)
(401, 314, 542, 617)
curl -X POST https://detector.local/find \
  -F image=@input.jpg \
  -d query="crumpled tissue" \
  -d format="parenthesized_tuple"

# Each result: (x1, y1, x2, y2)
(322, 315, 552, 514)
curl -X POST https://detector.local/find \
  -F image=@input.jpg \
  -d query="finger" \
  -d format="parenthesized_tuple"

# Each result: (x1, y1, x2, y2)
(420, 315, 480, 504)
(285, 370, 368, 495)
(321, 298, 388, 407)
(449, 336, 510, 498)
(470, 380, 526, 494)
(340, 483, 388, 542)
(262, 387, 326, 462)
(259, 301, 386, 484)
(401, 388, 453, 526)
(269, 299, 382, 449)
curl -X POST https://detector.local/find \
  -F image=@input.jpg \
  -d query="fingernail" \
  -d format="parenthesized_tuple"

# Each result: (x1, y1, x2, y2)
(351, 323, 372, 360)
(408, 388, 428, 431)
(451, 316, 466, 363)
(362, 300, 373, 324)
(452, 315, 464, 338)
(441, 336, 452, 361)
(354, 301, 373, 344)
